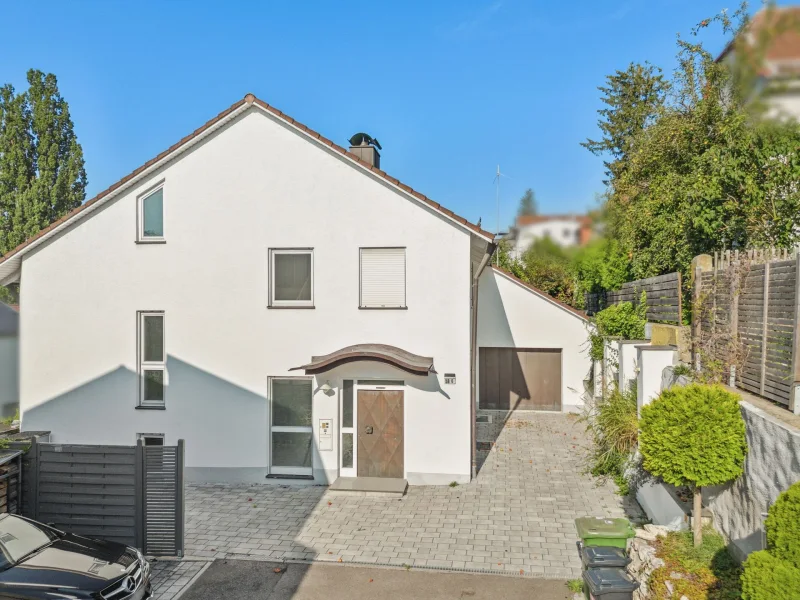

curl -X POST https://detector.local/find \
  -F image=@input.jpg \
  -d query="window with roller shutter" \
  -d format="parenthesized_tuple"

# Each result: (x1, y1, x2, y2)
(359, 248, 406, 308)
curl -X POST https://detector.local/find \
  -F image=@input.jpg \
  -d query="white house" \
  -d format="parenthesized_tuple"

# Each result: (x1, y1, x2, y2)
(506, 214, 592, 259)
(0, 94, 592, 486)
(0, 303, 18, 419)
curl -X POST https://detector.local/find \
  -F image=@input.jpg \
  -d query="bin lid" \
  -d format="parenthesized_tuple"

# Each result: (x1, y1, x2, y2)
(575, 517, 635, 540)
(583, 568, 640, 594)
(581, 545, 630, 567)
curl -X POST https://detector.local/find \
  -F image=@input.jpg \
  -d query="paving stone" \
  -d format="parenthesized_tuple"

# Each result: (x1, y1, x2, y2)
(182, 412, 642, 579)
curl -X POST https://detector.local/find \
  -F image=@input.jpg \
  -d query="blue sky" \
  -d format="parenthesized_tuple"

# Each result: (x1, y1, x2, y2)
(0, 1, 779, 233)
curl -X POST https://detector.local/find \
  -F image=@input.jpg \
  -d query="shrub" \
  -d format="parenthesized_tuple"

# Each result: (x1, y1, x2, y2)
(639, 384, 747, 545)
(584, 385, 638, 495)
(588, 294, 647, 361)
(741, 550, 800, 600)
(765, 481, 800, 568)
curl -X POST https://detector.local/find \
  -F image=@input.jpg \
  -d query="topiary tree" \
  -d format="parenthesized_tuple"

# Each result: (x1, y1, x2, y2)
(639, 383, 747, 546)
(765, 480, 800, 568)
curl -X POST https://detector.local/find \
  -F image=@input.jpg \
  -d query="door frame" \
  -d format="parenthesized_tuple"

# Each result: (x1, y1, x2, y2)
(268, 376, 314, 477)
(339, 378, 405, 478)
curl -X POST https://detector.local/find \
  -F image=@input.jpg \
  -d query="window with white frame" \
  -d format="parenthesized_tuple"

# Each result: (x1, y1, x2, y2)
(269, 249, 313, 307)
(360, 247, 406, 308)
(138, 312, 166, 407)
(269, 378, 313, 475)
(138, 186, 164, 241)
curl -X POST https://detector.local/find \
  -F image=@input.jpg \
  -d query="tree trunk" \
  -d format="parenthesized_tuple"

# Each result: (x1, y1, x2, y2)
(693, 487, 703, 547)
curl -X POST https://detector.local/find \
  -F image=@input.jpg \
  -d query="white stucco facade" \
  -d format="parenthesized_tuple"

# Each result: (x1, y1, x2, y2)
(15, 103, 486, 485)
(476, 267, 592, 413)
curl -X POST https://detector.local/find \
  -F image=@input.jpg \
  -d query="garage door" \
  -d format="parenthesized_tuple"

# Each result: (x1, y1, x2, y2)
(479, 348, 562, 411)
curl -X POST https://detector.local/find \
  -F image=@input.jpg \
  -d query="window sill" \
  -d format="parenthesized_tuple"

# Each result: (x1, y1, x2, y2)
(266, 473, 314, 480)
(135, 239, 167, 245)
(135, 405, 166, 410)
(359, 306, 408, 310)
(268, 305, 315, 309)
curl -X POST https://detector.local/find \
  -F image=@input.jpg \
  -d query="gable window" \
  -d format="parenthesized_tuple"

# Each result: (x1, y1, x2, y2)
(360, 247, 406, 308)
(138, 311, 166, 407)
(269, 249, 313, 307)
(138, 186, 164, 241)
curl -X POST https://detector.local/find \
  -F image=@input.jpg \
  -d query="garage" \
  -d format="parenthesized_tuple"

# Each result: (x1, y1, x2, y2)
(477, 266, 592, 413)
(479, 348, 562, 411)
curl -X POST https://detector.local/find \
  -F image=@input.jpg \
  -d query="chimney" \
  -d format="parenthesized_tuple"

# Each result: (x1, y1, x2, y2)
(348, 133, 381, 169)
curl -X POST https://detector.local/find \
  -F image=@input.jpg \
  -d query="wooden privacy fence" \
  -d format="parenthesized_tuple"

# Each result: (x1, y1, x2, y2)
(23, 439, 185, 556)
(694, 249, 800, 412)
(585, 272, 683, 324)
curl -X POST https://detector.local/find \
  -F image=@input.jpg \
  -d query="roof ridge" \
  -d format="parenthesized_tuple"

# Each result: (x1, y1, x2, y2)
(0, 93, 493, 269)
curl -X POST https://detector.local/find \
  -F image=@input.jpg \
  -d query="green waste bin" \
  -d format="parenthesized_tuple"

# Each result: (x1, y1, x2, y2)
(575, 517, 635, 549)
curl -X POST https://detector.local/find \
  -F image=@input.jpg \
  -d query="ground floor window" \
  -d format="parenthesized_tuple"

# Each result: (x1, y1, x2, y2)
(138, 433, 165, 446)
(270, 378, 313, 476)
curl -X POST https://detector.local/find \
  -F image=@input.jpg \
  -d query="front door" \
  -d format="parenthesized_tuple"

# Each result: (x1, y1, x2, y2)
(357, 390, 404, 478)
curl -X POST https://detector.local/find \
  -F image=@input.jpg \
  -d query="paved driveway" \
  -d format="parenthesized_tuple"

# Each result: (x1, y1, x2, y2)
(184, 412, 638, 579)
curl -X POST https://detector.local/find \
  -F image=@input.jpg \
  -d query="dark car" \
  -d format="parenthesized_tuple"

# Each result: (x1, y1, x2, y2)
(0, 514, 151, 599)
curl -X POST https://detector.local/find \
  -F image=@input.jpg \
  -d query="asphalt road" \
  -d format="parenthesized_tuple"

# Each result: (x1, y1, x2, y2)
(177, 559, 575, 600)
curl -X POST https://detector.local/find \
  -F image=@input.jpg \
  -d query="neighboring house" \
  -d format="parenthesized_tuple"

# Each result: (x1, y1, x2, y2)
(0, 303, 18, 419)
(0, 94, 592, 486)
(505, 214, 592, 259)
(717, 5, 800, 121)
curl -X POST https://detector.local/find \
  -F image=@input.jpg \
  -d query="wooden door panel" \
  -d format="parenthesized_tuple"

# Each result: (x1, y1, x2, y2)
(357, 390, 404, 478)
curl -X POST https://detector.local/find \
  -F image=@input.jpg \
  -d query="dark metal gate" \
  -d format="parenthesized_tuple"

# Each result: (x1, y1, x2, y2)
(23, 438, 184, 556)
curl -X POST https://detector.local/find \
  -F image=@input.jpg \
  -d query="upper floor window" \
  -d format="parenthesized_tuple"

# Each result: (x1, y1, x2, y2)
(138, 311, 165, 407)
(269, 249, 313, 308)
(138, 186, 164, 241)
(360, 247, 406, 308)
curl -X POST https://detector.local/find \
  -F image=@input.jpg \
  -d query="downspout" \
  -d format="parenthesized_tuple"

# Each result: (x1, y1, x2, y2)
(470, 242, 497, 480)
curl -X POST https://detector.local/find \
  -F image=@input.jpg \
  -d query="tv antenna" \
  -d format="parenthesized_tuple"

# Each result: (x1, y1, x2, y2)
(493, 165, 510, 263)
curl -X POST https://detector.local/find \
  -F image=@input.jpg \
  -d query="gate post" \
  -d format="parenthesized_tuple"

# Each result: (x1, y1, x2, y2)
(28, 438, 39, 521)
(134, 439, 144, 551)
(176, 439, 185, 558)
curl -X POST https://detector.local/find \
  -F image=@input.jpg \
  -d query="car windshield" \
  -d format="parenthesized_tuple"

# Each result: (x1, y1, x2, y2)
(0, 515, 59, 570)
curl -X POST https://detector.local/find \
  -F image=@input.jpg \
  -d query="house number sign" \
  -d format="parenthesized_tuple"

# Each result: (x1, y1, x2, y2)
(318, 419, 333, 451)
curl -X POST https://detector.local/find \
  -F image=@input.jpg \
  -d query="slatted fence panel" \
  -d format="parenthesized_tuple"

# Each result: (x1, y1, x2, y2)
(36, 444, 138, 545)
(143, 443, 184, 556)
(585, 272, 683, 323)
(696, 252, 797, 408)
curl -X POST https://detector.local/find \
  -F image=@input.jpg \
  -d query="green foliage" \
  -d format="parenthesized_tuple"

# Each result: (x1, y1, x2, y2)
(588, 295, 647, 361)
(582, 61, 667, 185)
(741, 550, 800, 600)
(0, 69, 86, 255)
(639, 384, 747, 488)
(0, 409, 18, 427)
(765, 481, 800, 568)
(584, 385, 638, 495)
(573, 236, 630, 296)
(566, 579, 583, 593)
(496, 238, 579, 307)
(650, 527, 742, 600)
(517, 188, 537, 217)
(585, 5, 800, 284)
(0, 438, 9, 450)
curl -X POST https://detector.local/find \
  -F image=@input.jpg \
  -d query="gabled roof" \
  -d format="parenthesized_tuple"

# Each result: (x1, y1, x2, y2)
(489, 265, 589, 322)
(717, 6, 800, 71)
(0, 94, 493, 282)
(516, 214, 591, 227)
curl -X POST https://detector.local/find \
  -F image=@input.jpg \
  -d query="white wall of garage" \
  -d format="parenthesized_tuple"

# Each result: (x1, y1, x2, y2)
(477, 266, 593, 412)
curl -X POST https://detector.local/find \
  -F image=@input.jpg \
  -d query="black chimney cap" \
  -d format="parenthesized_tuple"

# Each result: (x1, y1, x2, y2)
(349, 133, 382, 150)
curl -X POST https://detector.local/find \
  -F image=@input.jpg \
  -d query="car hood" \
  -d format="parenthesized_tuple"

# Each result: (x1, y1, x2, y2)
(0, 533, 138, 593)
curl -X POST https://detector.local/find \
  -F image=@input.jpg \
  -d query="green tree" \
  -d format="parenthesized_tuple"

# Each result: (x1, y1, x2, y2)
(0, 70, 86, 255)
(517, 188, 537, 217)
(639, 384, 747, 546)
(581, 62, 666, 185)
